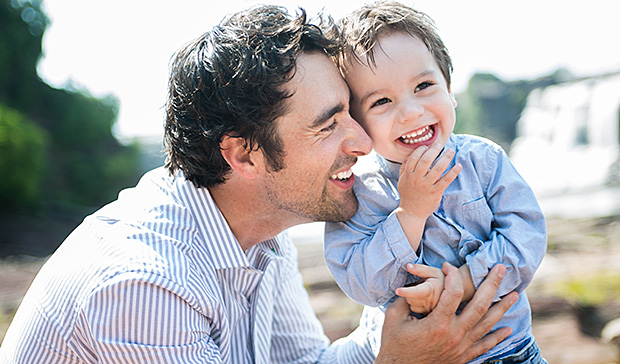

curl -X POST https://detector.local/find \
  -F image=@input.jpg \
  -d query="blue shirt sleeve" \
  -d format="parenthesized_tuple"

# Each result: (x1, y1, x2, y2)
(324, 157, 423, 307)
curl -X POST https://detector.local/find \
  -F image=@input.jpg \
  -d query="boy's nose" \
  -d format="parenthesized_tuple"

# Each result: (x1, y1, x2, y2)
(397, 99, 424, 124)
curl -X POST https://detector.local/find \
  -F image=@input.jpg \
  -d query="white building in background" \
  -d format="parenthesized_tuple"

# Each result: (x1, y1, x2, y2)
(510, 72, 620, 197)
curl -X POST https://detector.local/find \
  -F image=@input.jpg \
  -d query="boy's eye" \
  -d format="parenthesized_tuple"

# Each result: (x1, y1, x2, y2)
(371, 97, 390, 108)
(415, 81, 434, 92)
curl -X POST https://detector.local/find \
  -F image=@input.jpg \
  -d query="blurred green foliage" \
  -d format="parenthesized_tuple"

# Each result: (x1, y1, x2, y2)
(556, 271, 620, 306)
(0, 106, 47, 208)
(0, 0, 141, 211)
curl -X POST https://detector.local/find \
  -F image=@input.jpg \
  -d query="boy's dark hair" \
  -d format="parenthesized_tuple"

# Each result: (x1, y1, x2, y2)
(164, 5, 340, 187)
(338, 1, 453, 87)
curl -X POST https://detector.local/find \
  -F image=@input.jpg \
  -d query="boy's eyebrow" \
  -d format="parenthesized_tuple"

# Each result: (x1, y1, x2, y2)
(310, 103, 345, 128)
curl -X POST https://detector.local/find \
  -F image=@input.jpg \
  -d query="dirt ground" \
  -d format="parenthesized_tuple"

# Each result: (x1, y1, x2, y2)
(1, 216, 620, 363)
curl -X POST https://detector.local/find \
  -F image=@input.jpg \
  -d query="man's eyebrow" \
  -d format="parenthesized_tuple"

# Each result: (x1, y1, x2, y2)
(310, 104, 345, 128)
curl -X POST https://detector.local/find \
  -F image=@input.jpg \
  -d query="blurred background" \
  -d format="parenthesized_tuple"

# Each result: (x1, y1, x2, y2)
(1, 0, 620, 362)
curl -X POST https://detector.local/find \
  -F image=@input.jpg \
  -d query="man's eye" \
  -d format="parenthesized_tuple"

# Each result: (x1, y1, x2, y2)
(320, 121, 337, 133)
(371, 98, 390, 108)
(415, 81, 434, 92)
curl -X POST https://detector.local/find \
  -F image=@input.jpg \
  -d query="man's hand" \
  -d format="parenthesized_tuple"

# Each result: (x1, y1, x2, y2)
(375, 263, 518, 364)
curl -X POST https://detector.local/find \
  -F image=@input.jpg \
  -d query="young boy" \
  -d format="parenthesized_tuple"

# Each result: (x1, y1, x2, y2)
(324, 1, 548, 363)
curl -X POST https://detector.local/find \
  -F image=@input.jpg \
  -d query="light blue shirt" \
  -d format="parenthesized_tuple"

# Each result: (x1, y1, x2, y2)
(324, 134, 547, 363)
(0, 167, 376, 364)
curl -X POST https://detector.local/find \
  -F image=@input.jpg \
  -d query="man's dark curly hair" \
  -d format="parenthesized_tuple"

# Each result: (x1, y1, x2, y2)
(164, 5, 341, 188)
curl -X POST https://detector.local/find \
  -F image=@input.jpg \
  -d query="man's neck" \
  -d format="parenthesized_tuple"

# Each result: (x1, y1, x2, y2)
(207, 179, 303, 251)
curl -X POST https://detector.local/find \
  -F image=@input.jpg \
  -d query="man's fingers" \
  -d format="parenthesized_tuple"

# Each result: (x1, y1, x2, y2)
(384, 296, 415, 322)
(460, 326, 513, 363)
(428, 262, 463, 318)
(459, 264, 518, 332)
(468, 292, 519, 342)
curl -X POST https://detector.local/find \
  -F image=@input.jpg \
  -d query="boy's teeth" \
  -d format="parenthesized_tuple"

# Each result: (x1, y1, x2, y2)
(401, 126, 433, 144)
(331, 169, 352, 180)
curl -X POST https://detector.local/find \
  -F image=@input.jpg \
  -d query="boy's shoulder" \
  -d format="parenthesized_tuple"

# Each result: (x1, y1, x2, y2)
(353, 151, 387, 176)
(451, 133, 502, 151)
(352, 151, 399, 194)
(450, 134, 506, 162)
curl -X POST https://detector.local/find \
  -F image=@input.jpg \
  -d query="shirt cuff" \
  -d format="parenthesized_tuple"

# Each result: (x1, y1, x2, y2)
(382, 212, 423, 266)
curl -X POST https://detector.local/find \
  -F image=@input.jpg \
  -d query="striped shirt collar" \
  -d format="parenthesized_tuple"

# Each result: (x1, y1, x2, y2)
(171, 169, 282, 272)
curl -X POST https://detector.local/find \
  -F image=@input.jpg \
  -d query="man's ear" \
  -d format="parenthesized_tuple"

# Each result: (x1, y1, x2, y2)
(220, 134, 263, 179)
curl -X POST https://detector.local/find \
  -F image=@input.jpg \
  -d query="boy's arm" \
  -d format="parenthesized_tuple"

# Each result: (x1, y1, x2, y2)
(396, 143, 461, 253)
(462, 147, 547, 300)
(324, 199, 421, 307)
(324, 146, 460, 308)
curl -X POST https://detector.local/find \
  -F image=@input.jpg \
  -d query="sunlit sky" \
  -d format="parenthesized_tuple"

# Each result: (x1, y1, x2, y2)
(38, 0, 620, 141)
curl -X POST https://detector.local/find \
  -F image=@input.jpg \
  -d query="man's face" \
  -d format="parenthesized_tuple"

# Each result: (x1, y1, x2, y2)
(345, 31, 457, 164)
(263, 52, 372, 223)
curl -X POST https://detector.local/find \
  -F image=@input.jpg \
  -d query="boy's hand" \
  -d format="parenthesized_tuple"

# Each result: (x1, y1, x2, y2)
(396, 263, 445, 314)
(396, 143, 462, 220)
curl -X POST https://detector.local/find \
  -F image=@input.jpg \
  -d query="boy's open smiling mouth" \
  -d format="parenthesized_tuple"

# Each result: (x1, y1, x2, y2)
(399, 124, 436, 145)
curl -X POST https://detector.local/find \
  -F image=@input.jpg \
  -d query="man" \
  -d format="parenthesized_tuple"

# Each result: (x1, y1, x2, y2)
(0, 5, 517, 363)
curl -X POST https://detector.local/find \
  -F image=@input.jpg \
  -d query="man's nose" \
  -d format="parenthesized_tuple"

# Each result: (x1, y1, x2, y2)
(343, 114, 372, 156)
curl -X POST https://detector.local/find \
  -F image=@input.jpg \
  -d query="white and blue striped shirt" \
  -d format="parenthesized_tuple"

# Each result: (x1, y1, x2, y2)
(0, 167, 377, 363)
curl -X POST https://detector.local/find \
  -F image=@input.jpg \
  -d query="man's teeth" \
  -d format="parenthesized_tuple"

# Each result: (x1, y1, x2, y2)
(401, 126, 433, 144)
(331, 169, 353, 181)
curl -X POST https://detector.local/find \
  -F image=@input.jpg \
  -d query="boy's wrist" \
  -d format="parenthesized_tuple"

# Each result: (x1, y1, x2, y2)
(394, 207, 427, 224)
(394, 207, 426, 253)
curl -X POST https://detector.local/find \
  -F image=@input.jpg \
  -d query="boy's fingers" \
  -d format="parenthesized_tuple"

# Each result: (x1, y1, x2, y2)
(400, 146, 428, 176)
(396, 283, 432, 299)
(412, 143, 443, 177)
(435, 163, 462, 190)
(406, 263, 442, 279)
(425, 148, 455, 181)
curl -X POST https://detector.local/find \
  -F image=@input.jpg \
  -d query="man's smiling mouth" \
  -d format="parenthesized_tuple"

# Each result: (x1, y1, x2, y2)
(330, 169, 353, 181)
(400, 125, 434, 144)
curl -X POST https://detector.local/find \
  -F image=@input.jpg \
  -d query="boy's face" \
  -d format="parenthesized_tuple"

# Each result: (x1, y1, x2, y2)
(345, 31, 457, 164)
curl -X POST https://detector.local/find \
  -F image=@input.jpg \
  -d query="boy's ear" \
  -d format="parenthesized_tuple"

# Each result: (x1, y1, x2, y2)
(449, 90, 457, 108)
(220, 134, 263, 179)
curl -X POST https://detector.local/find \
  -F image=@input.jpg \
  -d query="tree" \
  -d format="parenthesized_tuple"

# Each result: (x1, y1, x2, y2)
(0, 0, 141, 211)
(0, 105, 47, 209)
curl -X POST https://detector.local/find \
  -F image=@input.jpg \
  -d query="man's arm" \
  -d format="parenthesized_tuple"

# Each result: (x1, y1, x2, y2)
(375, 263, 517, 364)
